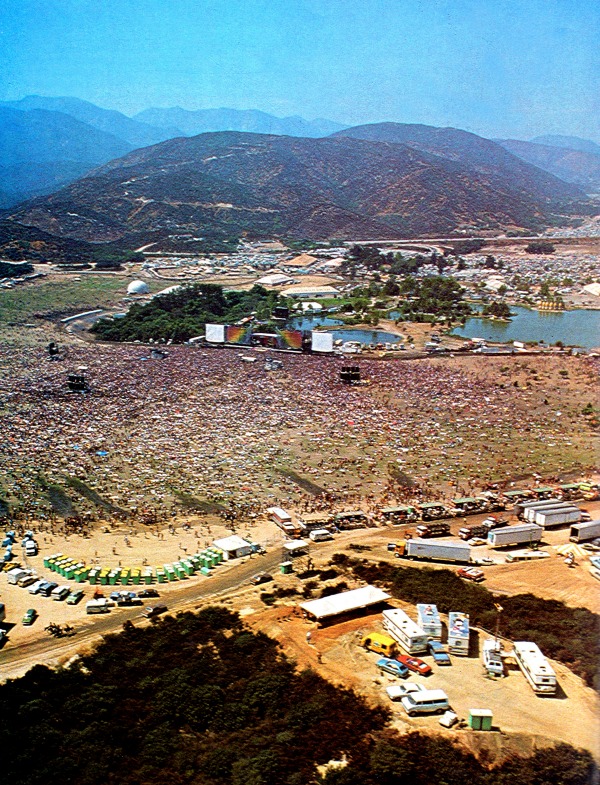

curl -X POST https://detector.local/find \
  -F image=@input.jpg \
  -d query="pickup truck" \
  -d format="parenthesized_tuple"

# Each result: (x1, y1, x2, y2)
(456, 567, 485, 582)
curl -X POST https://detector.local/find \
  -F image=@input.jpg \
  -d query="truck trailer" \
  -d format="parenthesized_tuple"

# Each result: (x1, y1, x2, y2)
(518, 499, 564, 520)
(569, 519, 600, 543)
(533, 506, 581, 528)
(395, 539, 471, 563)
(487, 524, 543, 548)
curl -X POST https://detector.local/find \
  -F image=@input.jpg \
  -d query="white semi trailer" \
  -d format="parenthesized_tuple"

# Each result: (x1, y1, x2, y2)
(397, 539, 471, 563)
(533, 506, 581, 528)
(487, 524, 543, 548)
(569, 519, 600, 543)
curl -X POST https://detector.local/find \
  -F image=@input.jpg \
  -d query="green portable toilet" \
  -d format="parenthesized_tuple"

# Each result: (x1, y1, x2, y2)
(120, 568, 130, 585)
(156, 569, 166, 584)
(174, 562, 186, 579)
(165, 566, 177, 582)
(200, 566, 211, 576)
(131, 569, 141, 585)
(65, 566, 76, 580)
(88, 568, 98, 585)
(143, 568, 153, 585)
(108, 570, 119, 586)
(43, 556, 51, 569)
(468, 709, 493, 731)
(190, 556, 201, 569)
(99, 569, 109, 585)
(280, 561, 293, 574)
(182, 560, 194, 575)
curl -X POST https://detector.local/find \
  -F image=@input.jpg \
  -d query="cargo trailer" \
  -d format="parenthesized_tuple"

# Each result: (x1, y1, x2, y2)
(395, 539, 471, 563)
(533, 506, 581, 528)
(487, 524, 542, 548)
(569, 519, 600, 543)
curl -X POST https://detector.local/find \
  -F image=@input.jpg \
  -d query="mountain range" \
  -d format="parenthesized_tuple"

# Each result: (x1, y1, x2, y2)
(1, 96, 599, 211)
(6, 124, 588, 246)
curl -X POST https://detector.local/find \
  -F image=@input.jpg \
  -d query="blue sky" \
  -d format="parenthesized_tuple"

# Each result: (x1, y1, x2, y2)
(0, 0, 598, 140)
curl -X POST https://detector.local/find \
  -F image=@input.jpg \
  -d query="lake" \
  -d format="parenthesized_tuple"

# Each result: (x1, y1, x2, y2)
(290, 314, 402, 344)
(452, 306, 600, 349)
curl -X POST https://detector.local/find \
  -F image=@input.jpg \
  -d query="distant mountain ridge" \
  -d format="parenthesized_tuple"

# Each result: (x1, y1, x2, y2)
(134, 106, 345, 138)
(0, 96, 346, 206)
(0, 107, 132, 207)
(496, 138, 600, 193)
(531, 135, 600, 156)
(8, 127, 587, 247)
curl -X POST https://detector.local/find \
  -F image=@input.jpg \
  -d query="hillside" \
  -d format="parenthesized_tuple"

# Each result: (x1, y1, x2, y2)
(8, 130, 588, 245)
(0, 107, 133, 207)
(331, 122, 583, 203)
(496, 139, 600, 193)
(531, 134, 600, 156)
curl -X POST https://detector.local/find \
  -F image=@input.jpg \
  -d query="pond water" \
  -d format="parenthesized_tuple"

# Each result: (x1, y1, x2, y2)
(452, 306, 600, 350)
(290, 315, 401, 344)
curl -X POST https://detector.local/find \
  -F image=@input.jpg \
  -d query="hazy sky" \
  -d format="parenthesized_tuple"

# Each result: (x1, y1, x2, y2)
(1, 0, 598, 140)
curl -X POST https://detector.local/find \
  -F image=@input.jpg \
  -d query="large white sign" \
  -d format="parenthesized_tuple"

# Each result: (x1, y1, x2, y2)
(311, 331, 333, 353)
(205, 323, 225, 343)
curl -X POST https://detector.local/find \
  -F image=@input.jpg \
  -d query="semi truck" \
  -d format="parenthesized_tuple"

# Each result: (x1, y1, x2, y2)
(569, 519, 600, 543)
(380, 505, 419, 524)
(487, 523, 543, 548)
(415, 522, 451, 538)
(458, 524, 489, 540)
(418, 503, 450, 521)
(394, 539, 471, 563)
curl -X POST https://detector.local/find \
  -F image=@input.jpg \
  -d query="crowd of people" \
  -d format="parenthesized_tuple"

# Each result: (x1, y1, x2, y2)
(1, 341, 596, 534)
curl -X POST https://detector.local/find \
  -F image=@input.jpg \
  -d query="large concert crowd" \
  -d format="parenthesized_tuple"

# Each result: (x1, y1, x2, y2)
(0, 341, 593, 530)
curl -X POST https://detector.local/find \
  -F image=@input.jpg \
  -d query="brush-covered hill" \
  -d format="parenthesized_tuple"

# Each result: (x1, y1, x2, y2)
(8, 128, 588, 244)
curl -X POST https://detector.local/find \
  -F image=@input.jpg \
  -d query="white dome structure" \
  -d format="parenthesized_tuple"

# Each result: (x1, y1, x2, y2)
(127, 280, 150, 295)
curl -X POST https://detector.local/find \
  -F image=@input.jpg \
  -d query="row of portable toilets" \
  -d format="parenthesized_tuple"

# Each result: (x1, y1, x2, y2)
(43, 548, 225, 586)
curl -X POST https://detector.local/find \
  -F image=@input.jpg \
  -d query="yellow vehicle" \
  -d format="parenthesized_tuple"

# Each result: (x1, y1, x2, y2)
(361, 632, 397, 657)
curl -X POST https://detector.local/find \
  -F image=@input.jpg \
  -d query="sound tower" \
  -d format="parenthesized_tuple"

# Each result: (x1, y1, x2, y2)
(340, 365, 361, 385)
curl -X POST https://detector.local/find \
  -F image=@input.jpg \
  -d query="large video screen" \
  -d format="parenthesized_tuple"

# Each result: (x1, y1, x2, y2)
(205, 324, 225, 343)
(311, 332, 334, 352)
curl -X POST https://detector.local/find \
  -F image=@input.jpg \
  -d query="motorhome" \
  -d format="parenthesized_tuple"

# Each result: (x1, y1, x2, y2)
(447, 612, 469, 656)
(416, 604, 442, 640)
(382, 608, 428, 654)
(513, 641, 557, 694)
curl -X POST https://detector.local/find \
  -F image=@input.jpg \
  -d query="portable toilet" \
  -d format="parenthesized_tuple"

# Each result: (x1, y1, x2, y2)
(280, 561, 293, 574)
(182, 560, 194, 576)
(88, 568, 98, 585)
(99, 568, 110, 585)
(143, 568, 153, 585)
(468, 709, 493, 731)
(120, 568, 130, 585)
(156, 569, 166, 584)
(108, 569, 119, 586)
(200, 566, 211, 576)
(131, 568, 141, 585)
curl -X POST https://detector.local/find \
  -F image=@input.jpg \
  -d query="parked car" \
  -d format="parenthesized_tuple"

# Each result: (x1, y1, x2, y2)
(28, 579, 45, 594)
(386, 682, 426, 701)
(143, 604, 168, 619)
(456, 567, 485, 582)
(396, 654, 432, 676)
(18, 575, 38, 588)
(428, 640, 451, 665)
(250, 572, 273, 585)
(66, 589, 84, 605)
(117, 597, 144, 607)
(376, 657, 409, 679)
(39, 581, 58, 597)
(22, 608, 38, 626)
(137, 588, 160, 598)
(468, 537, 487, 547)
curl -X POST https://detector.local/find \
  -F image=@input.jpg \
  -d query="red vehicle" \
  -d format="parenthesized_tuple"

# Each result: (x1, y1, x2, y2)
(395, 654, 432, 676)
(456, 567, 485, 582)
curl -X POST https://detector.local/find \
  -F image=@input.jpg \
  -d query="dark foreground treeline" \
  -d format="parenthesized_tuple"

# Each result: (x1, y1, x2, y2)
(334, 556, 600, 689)
(0, 607, 595, 785)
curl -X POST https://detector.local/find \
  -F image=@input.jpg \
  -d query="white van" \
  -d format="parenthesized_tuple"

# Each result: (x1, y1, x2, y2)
(28, 579, 45, 594)
(482, 638, 504, 676)
(309, 529, 333, 542)
(51, 585, 71, 601)
(400, 689, 450, 716)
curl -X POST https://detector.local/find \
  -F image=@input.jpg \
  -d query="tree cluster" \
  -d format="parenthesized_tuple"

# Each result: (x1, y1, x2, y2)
(525, 242, 556, 255)
(91, 284, 285, 343)
(0, 607, 594, 785)
(481, 302, 512, 319)
(393, 276, 472, 323)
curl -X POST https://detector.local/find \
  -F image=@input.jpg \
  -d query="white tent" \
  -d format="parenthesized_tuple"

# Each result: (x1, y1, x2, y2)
(212, 535, 253, 560)
(299, 585, 391, 621)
